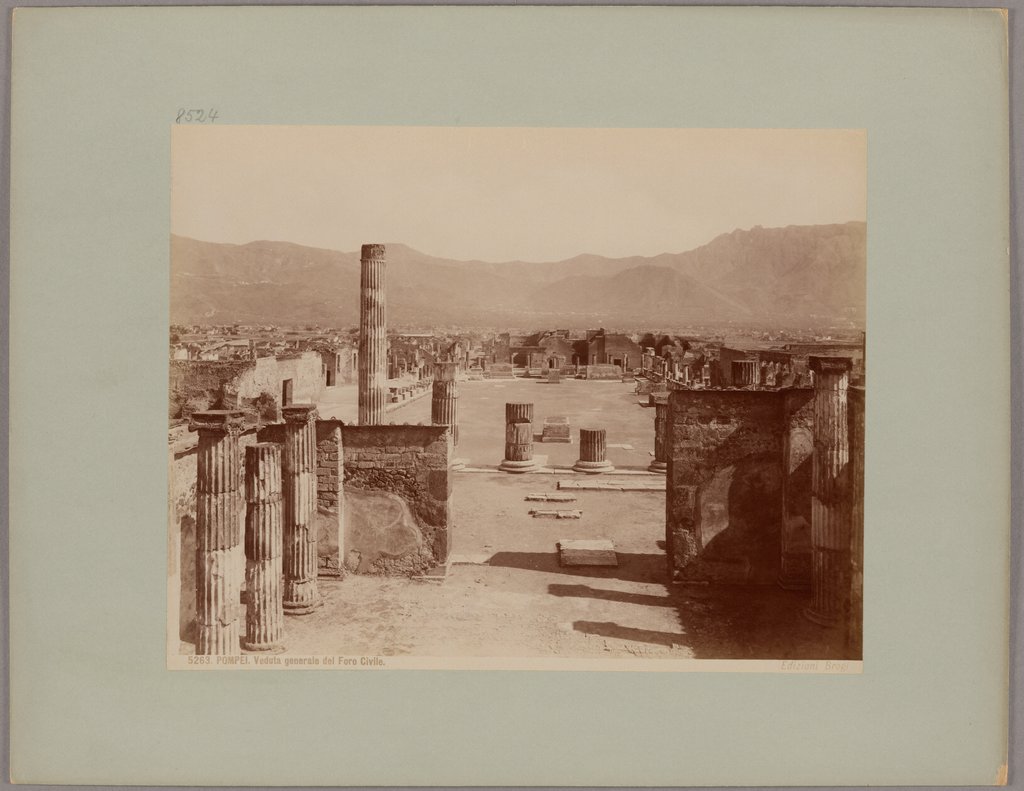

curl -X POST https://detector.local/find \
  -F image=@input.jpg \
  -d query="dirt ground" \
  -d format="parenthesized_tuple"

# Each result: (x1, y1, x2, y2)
(182, 377, 847, 661)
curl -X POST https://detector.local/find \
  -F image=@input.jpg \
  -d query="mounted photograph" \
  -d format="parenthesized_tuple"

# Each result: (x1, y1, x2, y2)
(167, 126, 866, 670)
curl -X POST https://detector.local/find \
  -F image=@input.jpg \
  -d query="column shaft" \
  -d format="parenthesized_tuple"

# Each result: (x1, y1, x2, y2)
(282, 405, 320, 614)
(649, 399, 668, 473)
(244, 443, 283, 650)
(431, 362, 459, 445)
(805, 357, 852, 627)
(499, 402, 537, 473)
(358, 243, 387, 425)
(192, 410, 245, 655)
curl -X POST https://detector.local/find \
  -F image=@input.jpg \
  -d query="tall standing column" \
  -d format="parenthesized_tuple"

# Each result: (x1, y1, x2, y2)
(804, 356, 852, 627)
(499, 402, 537, 473)
(282, 404, 320, 615)
(244, 443, 284, 651)
(191, 410, 245, 656)
(648, 397, 668, 473)
(358, 243, 387, 425)
(431, 361, 459, 446)
(574, 428, 615, 474)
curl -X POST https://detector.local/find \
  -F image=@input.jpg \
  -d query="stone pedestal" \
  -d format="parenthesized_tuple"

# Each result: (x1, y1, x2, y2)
(431, 361, 459, 446)
(499, 402, 537, 473)
(648, 398, 668, 473)
(574, 428, 615, 474)
(191, 410, 245, 655)
(804, 357, 852, 627)
(243, 443, 284, 651)
(282, 404, 320, 614)
(358, 243, 387, 425)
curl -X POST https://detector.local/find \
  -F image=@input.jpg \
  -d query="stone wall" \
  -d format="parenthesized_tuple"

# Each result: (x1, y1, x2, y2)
(665, 390, 786, 583)
(340, 424, 453, 576)
(665, 386, 864, 597)
(315, 423, 344, 575)
(169, 353, 324, 421)
(486, 363, 516, 379)
(582, 364, 623, 380)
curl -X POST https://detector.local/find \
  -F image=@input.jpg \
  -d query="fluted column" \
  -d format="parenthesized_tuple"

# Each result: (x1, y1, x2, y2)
(358, 243, 387, 425)
(574, 428, 615, 474)
(282, 404, 320, 614)
(499, 402, 537, 473)
(805, 356, 852, 627)
(431, 361, 459, 445)
(243, 443, 283, 651)
(191, 410, 245, 655)
(649, 398, 668, 473)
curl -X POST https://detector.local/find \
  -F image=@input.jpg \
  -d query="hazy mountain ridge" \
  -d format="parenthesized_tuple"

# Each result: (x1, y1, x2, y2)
(170, 222, 865, 328)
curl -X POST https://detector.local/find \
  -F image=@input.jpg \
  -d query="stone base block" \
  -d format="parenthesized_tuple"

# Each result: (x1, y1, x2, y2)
(529, 509, 582, 519)
(572, 460, 616, 474)
(499, 458, 539, 473)
(525, 493, 577, 502)
(558, 539, 618, 567)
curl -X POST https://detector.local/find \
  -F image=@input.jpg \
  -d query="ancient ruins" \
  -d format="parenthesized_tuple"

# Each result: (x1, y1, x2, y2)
(169, 241, 866, 661)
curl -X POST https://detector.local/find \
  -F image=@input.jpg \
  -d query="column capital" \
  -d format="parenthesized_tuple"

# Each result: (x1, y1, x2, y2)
(282, 404, 319, 424)
(190, 410, 245, 433)
(360, 243, 386, 261)
(808, 356, 853, 375)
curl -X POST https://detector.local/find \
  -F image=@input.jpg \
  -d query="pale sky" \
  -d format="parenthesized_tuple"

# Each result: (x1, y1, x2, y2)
(171, 126, 865, 262)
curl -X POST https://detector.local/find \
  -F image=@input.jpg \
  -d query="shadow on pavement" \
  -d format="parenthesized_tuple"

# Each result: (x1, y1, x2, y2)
(487, 550, 667, 584)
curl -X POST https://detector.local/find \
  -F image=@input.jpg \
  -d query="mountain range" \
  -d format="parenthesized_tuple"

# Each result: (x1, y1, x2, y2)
(170, 221, 866, 329)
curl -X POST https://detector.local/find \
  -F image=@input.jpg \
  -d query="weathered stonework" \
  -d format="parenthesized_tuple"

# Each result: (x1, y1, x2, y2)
(499, 402, 538, 473)
(315, 422, 344, 576)
(804, 357, 852, 627)
(243, 443, 284, 651)
(358, 243, 387, 425)
(541, 416, 571, 443)
(663, 373, 863, 614)
(574, 428, 615, 474)
(431, 361, 459, 446)
(649, 399, 669, 473)
(191, 410, 245, 655)
(779, 389, 814, 589)
(282, 404, 320, 614)
(340, 424, 453, 576)
(665, 391, 785, 584)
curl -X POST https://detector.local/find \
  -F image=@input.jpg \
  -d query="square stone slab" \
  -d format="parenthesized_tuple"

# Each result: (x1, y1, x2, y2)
(557, 539, 618, 566)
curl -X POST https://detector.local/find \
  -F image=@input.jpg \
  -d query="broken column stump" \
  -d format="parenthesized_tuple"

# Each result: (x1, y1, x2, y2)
(499, 402, 538, 473)
(573, 428, 615, 474)
(557, 539, 618, 567)
(529, 509, 583, 519)
(243, 443, 284, 651)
